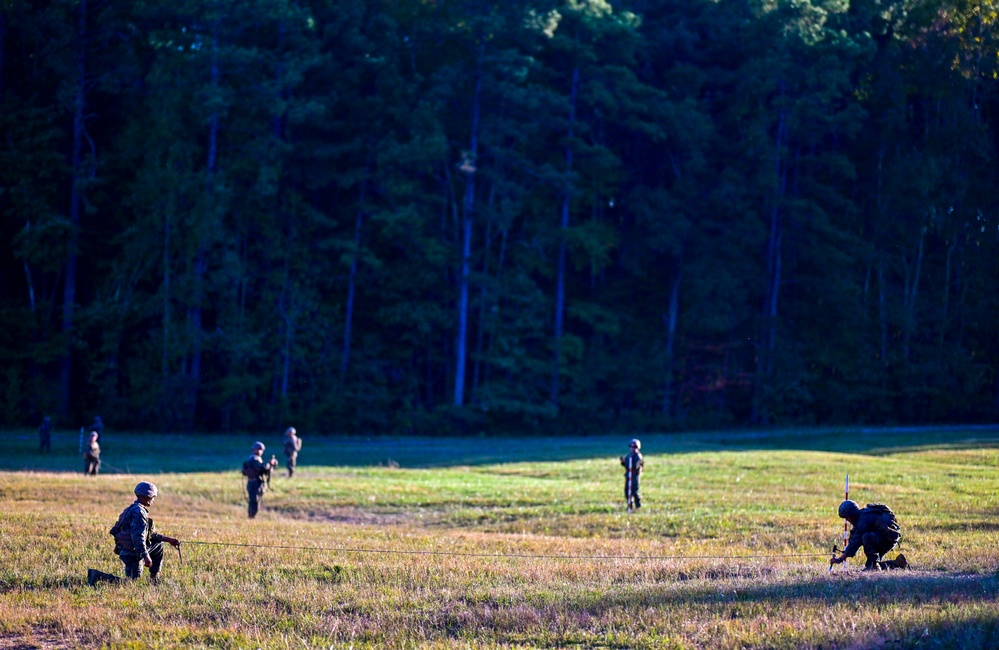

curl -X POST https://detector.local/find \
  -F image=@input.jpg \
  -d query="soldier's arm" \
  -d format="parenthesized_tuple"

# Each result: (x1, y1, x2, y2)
(128, 511, 150, 559)
(841, 527, 862, 558)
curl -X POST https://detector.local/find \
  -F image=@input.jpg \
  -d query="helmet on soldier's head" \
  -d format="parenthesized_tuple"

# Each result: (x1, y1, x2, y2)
(252, 441, 265, 452)
(629, 439, 641, 450)
(285, 427, 296, 437)
(134, 481, 158, 498)
(838, 500, 861, 519)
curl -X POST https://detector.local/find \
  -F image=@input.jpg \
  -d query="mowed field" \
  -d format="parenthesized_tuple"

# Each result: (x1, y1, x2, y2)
(1, 427, 998, 649)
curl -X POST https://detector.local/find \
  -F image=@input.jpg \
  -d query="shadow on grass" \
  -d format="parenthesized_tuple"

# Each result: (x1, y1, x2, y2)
(584, 570, 999, 613)
(3, 425, 999, 473)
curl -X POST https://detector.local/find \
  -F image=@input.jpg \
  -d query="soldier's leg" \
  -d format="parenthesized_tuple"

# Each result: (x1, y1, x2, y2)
(632, 477, 641, 509)
(119, 551, 142, 580)
(248, 482, 259, 518)
(148, 542, 165, 582)
(88, 568, 121, 586)
(861, 532, 885, 570)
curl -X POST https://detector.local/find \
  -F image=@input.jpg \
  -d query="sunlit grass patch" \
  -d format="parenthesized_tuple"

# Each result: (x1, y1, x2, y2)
(1, 429, 998, 648)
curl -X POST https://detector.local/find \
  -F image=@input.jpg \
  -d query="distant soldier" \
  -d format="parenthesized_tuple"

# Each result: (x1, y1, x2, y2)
(83, 431, 101, 475)
(39, 416, 52, 453)
(242, 441, 278, 518)
(830, 500, 907, 571)
(283, 427, 303, 478)
(619, 438, 644, 511)
(92, 481, 180, 585)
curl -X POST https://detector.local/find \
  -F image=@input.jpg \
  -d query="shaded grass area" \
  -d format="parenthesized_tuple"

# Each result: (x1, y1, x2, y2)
(6, 424, 999, 473)
(0, 429, 998, 648)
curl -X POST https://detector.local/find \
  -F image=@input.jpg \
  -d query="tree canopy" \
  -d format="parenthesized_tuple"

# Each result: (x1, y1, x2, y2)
(2, 0, 997, 433)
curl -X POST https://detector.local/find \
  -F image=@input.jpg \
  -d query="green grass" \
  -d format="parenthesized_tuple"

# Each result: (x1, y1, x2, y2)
(1, 426, 998, 648)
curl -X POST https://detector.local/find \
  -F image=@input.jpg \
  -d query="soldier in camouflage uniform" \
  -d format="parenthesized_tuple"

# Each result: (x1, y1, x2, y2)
(243, 441, 278, 518)
(619, 438, 644, 510)
(283, 427, 303, 478)
(830, 500, 907, 571)
(83, 431, 101, 475)
(103, 482, 180, 584)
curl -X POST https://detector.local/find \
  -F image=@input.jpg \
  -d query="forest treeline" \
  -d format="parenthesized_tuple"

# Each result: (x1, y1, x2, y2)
(1, 0, 997, 434)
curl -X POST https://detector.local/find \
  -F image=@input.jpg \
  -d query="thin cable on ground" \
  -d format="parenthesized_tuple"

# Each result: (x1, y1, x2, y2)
(178, 539, 828, 561)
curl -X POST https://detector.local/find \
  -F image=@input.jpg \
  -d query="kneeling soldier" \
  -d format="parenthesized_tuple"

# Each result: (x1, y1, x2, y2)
(830, 500, 907, 571)
(103, 481, 180, 584)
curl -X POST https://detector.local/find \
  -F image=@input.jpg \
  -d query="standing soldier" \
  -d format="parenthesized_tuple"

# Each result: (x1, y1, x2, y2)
(619, 438, 644, 511)
(92, 481, 180, 585)
(83, 431, 101, 475)
(242, 441, 278, 518)
(283, 427, 303, 478)
(39, 416, 52, 453)
(830, 500, 907, 571)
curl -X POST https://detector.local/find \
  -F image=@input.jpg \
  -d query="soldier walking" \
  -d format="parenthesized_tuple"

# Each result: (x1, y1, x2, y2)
(83, 431, 101, 475)
(283, 427, 303, 478)
(620, 438, 644, 511)
(242, 441, 278, 518)
(830, 500, 907, 571)
(90, 481, 180, 585)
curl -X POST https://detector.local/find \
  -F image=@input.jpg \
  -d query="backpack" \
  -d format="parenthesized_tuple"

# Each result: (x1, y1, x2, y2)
(866, 503, 902, 539)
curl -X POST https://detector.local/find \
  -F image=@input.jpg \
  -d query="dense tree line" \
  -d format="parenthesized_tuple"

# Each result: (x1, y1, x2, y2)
(1, 0, 997, 434)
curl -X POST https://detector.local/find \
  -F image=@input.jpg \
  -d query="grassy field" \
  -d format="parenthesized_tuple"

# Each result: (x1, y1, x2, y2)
(1, 426, 997, 648)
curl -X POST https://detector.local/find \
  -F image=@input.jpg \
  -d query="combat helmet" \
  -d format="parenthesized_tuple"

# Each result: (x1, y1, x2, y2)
(252, 441, 266, 452)
(134, 481, 158, 498)
(838, 499, 861, 519)
(629, 438, 641, 450)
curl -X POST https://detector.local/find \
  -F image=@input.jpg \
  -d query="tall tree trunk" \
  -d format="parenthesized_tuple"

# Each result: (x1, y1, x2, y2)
(187, 24, 220, 428)
(551, 66, 579, 409)
(662, 266, 681, 416)
(342, 145, 372, 382)
(59, 0, 87, 419)
(902, 226, 924, 361)
(162, 205, 172, 383)
(878, 262, 888, 388)
(752, 103, 788, 425)
(454, 44, 483, 407)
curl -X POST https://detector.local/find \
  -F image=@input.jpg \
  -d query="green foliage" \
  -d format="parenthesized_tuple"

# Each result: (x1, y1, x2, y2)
(0, 0, 998, 431)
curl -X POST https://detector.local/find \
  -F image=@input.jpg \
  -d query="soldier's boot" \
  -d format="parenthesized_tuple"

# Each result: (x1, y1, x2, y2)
(879, 553, 907, 570)
(149, 572, 160, 585)
(862, 555, 881, 571)
(87, 569, 121, 586)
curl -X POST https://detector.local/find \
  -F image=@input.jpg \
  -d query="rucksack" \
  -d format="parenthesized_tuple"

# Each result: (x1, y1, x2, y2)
(866, 503, 902, 538)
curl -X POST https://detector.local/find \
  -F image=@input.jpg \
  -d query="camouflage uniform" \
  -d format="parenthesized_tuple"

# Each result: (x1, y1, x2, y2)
(110, 500, 167, 580)
(620, 449, 644, 509)
(243, 452, 274, 518)
(84, 435, 101, 475)
(842, 503, 902, 570)
(284, 429, 302, 478)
